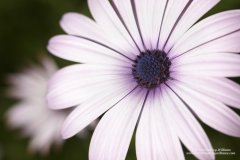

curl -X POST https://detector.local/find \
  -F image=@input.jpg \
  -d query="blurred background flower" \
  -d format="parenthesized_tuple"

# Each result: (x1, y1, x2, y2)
(3, 56, 96, 158)
(0, 0, 240, 160)
(6, 57, 65, 155)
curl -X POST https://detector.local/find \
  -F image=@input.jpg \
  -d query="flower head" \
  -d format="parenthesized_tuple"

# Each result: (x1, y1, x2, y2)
(5, 57, 94, 154)
(47, 0, 240, 159)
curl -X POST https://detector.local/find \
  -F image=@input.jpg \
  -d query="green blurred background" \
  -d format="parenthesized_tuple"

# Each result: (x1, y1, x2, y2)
(0, 0, 240, 159)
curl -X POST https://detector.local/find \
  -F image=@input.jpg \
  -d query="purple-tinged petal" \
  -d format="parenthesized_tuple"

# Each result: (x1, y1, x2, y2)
(60, 12, 136, 57)
(174, 75, 240, 109)
(110, 0, 145, 51)
(163, 86, 214, 160)
(158, 0, 191, 50)
(88, 0, 140, 56)
(47, 64, 133, 109)
(170, 81, 240, 138)
(172, 60, 240, 77)
(169, 10, 240, 58)
(61, 81, 138, 139)
(172, 52, 240, 67)
(48, 35, 132, 64)
(163, 0, 220, 52)
(89, 88, 147, 160)
(136, 90, 185, 160)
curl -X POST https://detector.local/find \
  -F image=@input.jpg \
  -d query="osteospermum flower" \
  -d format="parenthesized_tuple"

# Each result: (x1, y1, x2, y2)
(47, 0, 240, 159)
(6, 57, 94, 154)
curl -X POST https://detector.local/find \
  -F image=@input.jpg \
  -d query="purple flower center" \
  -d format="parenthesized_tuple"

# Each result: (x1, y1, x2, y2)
(132, 50, 171, 89)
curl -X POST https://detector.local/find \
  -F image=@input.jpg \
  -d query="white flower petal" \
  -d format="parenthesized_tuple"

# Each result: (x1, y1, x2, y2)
(172, 52, 240, 77)
(110, 0, 144, 51)
(88, 0, 139, 57)
(163, 86, 214, 160)
(151, 0, 169, 48)
(136, 90, 184, 160)
(61, 81, 138, 139)
(158, 0, 191, 49)
(60, 13, 105, 41)
(48, 35, 133, 64)
(164, 0, 220, 52)
(174, 75, 240, 109)
(89, 88, 147, 160)
(172, 61, 240, 77)
(131, 0, 161, 49)
(47, 64, 132, 109)
(172, 52, 240, 67)
(169, 10, 240, 58)
(60, 12, 134, 56)
(170, 81, 240, 137)
(170, 32, 240, 60)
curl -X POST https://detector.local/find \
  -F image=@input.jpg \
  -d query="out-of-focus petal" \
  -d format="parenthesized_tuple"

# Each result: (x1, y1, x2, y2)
(29, 119, 62, 154)
(5, 57, 70, 154)
(6, 103, 37, 128)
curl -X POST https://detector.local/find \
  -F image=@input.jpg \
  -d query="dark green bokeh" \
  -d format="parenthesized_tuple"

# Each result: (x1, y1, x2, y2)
(0, 0, 240, 159)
